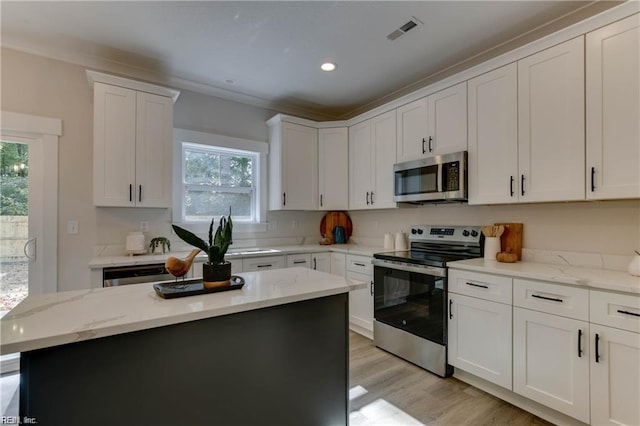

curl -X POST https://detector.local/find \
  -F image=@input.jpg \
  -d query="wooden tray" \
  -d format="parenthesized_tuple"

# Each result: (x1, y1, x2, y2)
(153, 276, 245, 299)
(320, 211, 353, 243)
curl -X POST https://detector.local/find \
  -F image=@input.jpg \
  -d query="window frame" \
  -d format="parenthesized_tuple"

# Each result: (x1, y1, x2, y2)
(173, 128, 268, 233)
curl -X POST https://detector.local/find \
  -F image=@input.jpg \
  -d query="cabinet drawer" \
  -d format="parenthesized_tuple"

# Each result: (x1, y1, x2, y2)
(242, 256, 285, 272)
(513, 279, 588, 321)
(590, 290, 640, 333)
(347, 255, 373, 275)
(448, 269, 512, 304)
(286, 253, 311, 268)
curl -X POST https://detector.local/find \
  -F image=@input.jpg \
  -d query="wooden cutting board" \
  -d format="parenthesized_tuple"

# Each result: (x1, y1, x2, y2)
(320, 211, 353, 243)
(495, 222, 523, 260)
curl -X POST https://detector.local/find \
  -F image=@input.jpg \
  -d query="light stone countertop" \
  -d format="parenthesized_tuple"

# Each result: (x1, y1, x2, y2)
(0, 267, 366, 355)
(89, 244, 384, 269)
(448, 258, 640, 295)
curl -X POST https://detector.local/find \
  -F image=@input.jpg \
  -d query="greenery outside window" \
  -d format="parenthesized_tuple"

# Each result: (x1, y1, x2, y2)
(173, 129, 268, 232)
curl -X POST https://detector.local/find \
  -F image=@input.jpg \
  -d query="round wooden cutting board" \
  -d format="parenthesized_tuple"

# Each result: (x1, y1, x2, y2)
(320, 211, 353, 243)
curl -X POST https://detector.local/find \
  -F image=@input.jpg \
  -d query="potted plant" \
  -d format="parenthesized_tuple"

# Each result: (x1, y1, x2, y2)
(172, 215, 233, 288)
(149, 237, 171, 254)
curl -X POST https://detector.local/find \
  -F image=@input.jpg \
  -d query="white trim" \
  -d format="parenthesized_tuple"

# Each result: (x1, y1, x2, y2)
(172, 128, 268, 233)
(86, 70, 181, 103)
(0, 111, 59, 295)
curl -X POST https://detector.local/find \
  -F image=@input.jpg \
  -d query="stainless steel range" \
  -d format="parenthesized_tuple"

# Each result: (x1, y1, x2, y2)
(372, 225, 483, 377)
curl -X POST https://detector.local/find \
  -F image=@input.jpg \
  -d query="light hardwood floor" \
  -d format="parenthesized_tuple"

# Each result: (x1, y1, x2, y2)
(349, 331, 552, 426)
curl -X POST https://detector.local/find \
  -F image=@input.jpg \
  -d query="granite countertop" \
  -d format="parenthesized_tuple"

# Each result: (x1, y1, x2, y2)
(0, 267, 367, 355)
(448, 258, 640, 295)
(89, 244, 384, 269)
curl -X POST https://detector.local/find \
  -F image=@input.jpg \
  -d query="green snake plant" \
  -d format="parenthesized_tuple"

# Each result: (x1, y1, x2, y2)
(172, 215, 233, 265)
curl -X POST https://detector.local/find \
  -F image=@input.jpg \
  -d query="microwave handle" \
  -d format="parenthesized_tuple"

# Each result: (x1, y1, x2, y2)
(437, 163, 443, 193)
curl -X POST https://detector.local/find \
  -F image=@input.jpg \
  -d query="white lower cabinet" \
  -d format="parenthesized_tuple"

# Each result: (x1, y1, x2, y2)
(331, 252, 346, 277)
(513, 307, 590, 423)
(311, 252, 331, 273)
(242, 256, 285, 272)
(448, 293, 512, 389)
(346, 254, 373, 335)
(286, 253, 311, 268)
(589, 290, 640, 426)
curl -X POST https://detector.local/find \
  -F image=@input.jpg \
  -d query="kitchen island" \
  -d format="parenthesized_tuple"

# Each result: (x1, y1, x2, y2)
(1, 267, 365, 425)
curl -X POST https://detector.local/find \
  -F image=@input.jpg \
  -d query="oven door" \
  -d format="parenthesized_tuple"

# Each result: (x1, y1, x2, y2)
(373, 260, 447, 344)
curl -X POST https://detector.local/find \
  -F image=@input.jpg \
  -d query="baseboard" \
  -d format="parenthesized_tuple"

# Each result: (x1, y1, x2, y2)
(453, 369, 588, 426)
(349, 322, 373, 340)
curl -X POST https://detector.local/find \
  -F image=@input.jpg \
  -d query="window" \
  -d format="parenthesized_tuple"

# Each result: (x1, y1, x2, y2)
(173, 129, 268, 232)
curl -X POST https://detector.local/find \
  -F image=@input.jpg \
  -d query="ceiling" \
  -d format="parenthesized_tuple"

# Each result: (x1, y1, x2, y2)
(0, 1, 621, 120)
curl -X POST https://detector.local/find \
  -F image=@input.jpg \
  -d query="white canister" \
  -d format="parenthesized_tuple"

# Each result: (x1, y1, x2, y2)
(126, 231, 146, 255)
(384, 233, 395, 250)
(395, 232, 408, 251)
(484, 237, 500, 260)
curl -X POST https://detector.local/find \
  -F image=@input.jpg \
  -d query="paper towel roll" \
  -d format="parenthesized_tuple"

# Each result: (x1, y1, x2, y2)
(395, 232, 408, 251)
(384, 233, 395, 250)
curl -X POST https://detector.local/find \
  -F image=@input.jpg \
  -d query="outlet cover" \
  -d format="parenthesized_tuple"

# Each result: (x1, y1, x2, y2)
(139, 221, 149, 232)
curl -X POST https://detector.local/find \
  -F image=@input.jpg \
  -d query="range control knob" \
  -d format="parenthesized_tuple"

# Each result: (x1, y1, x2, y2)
(411, 228, 418, 235)
(417, 228, 423, 235)
(470, 230, 479, 237)
(462, 229, 470, 237)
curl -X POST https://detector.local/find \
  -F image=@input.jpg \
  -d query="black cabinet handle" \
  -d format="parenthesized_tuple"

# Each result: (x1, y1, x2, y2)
(129, 184, 132, 202)
(293, 260, 306, 265)
(617, 309, 640, 318)
(531, 294, 563, 303)
(428, 136, 433, 152)
(449, 299, 453, 319)
(370, 191, 375, 205)
(354, 262, 366, 267)
(313, 258, 317, 270)
(256, 264, 273, 268)
(370, 281, 374, 296)
(139, 185, 142, 202)
(521, 175, 525, 196)
(283, 192, 286, 206)
(578, 329, 583, 358)
(591, 167, 596, 192)
(510, 176, 515, 197)
(466, 282, 489, 289)
(422, 138, 426, 154)
(595, 333, 600, 363)
(320, 194, 323, 207)
(366, 192, 370, 205)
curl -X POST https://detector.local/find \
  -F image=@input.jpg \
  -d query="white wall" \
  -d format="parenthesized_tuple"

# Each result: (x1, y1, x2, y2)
(348, 201, 640, 256)
(2, 47, 639, 292)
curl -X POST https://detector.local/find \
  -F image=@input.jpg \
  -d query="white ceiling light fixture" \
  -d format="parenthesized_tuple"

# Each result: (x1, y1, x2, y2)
(321, 62, 337, 72)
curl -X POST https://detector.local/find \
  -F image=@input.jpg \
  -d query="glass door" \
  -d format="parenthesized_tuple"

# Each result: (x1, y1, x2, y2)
(374, 265, 446, 344)
(0, 140, 30, 313)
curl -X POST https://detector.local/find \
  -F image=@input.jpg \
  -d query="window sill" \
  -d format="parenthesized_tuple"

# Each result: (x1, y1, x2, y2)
(172, 221, 268, 235)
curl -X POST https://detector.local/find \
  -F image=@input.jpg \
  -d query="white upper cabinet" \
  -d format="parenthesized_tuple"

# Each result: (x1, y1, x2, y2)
(586, 14, 640, 200)
(468, 63, 519, 205)
(93, 82, 173, 207)
(318, 127, 348, 210)
(518, 37, 585, 203)
(396, 82, 467, 163)
(349, 110, 396, 210)
(268, 119, 318, 210)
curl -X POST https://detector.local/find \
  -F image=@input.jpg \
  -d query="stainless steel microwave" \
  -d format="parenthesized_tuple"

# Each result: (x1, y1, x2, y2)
(393, 151, 468, 203)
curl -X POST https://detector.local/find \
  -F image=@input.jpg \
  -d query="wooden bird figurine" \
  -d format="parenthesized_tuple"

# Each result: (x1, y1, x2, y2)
(165, 249, 201, 279)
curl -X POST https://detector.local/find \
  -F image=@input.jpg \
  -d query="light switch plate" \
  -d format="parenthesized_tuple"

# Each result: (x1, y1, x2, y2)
(67, 220, 78, 234)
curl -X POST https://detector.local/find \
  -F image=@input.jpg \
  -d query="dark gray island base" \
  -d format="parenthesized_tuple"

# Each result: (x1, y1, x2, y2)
(20, 293, 348, 425)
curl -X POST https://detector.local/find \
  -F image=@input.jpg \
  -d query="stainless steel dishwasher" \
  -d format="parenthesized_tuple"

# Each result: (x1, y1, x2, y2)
(103, 263, 172, 287)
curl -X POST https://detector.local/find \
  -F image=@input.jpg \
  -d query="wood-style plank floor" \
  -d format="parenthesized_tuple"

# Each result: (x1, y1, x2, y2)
(349, 331, 552, 426)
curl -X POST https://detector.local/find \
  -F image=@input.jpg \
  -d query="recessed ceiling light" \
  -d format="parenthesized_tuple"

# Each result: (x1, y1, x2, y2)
(321, 62, 336, 72)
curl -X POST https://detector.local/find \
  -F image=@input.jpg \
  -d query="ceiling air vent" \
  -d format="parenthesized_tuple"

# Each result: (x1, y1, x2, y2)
(387, 17, 423, 41)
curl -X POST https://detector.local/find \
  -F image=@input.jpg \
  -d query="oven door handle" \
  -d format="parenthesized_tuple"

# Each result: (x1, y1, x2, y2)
(372, 259, 446, 277)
